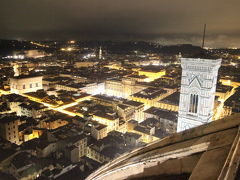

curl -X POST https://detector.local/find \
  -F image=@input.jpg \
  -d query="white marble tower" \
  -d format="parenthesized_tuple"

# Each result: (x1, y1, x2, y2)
(177, 58, 222, 132)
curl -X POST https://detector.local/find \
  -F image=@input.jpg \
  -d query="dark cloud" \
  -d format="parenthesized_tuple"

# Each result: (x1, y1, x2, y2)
(1, 0, 239, 47)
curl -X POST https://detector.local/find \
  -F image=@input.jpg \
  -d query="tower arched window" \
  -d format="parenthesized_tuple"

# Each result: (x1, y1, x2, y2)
(189, 94, 198, 113)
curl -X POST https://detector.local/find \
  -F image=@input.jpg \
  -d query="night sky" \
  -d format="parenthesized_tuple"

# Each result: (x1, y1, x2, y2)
(1, 0, 239, 47)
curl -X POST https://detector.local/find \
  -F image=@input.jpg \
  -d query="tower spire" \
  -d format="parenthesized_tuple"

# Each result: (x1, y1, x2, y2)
(202, 24, 206, 49)
(99, 46, 102, 60)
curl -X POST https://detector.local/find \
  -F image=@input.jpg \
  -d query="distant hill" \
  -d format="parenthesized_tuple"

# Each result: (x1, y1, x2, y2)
(0, 39, 37, 55)
(159, 44, 203, 55)
(0, 39, 203, 57)
(76, 41, 203, 56)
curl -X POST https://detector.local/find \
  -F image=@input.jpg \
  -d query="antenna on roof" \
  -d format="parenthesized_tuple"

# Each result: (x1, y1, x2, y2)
(202, 24, 206, 49)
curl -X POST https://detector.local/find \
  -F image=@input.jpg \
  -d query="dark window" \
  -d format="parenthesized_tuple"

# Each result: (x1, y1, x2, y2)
(36, 83, 38, 87)
(30, 84, 32, 88)
(189, 94, 198, 113)
(23, 84, 26, 89)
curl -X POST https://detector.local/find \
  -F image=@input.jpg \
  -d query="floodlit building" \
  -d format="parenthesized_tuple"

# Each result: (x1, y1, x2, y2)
(0, 115, 20, 145)
(81, 82, 105, 95)
(156, 91, 180, 112)
(74, 61, 98, 68)
(137, 68, 166, 82)
(92, 112, 120, 132)
(123, 100, 145, 123)
(105, 78, 146, 98)
(130, 87, 168, 107)
(91, 121, 108, 140)
(177, 58, 221, 132)
(144, 107, 178, 133)
(124, 132, 142, 146)
(10, 75, 43, 94)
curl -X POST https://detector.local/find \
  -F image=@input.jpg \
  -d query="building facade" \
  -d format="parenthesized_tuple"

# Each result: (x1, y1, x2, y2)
(91, 121, 108, 140)
(177, 58, 222, 132)
(105, 78, 146, 98)
(10, 75, 43, 94)
(0, 115, 20, 145)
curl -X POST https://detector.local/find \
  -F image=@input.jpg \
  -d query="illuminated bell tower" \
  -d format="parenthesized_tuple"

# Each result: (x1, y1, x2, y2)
(99, 46, 102, 60)
(177, 58, 222, 132)
(13, 63, 20, 77)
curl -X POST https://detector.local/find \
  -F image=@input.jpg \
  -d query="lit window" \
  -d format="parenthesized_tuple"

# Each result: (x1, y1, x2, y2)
(189, 94, 198, 113)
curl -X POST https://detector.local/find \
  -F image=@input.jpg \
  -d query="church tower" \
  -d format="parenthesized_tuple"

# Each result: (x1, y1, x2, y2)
(177, 58, 222, 132)
(13, 63, 20, 77)
(99, 46, 102, 60)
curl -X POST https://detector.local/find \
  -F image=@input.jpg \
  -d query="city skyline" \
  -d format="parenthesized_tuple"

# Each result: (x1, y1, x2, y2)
(0, 1, 240, 179)
(1, 0, 240, 48)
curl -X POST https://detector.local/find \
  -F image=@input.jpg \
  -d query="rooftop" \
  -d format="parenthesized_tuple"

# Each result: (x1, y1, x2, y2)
(216, 83, 233, 93)
(134, 125, 151, 135)
(144, 107, 178, 122)
(132, 87, 167, 100)
(10, 74, 42, 79)
(92, 122, 107, 131)
(123, 100, 144, 108)
(87, 114, 240, 180)
(94, 111, 119, 121)
(140, 66, 165, 73)
(0, 114, 20, 124)
(2, 93, 28, 102)
(125, 132, 142, 139)
(159, 91, 180, 106)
